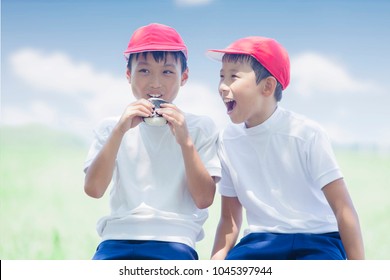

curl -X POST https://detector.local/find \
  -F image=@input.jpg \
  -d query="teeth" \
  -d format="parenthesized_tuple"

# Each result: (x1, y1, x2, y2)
(225, 100, 235, 104)
(149, 94, 162, 98)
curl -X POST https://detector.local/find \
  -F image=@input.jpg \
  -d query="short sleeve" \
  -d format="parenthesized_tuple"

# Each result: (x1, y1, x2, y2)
(190, 115, 222, 182)
(83, 117, 118, 172)
(306, 125, 343, 189)
(216, 132, 237, 197)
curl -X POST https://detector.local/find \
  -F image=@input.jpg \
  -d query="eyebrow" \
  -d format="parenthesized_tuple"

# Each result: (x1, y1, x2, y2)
(220, 68, 239, 73)
(136, 61, 177, 68)
(162, 63, 177, 68)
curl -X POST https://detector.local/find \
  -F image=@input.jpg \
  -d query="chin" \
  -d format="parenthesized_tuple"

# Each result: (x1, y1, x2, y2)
(229, 115, 244, 125)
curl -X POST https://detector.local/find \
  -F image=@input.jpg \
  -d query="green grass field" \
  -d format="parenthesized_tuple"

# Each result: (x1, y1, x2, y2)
(1, 125, 389, 259)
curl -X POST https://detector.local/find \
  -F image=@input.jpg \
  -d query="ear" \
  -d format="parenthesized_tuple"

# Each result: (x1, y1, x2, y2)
(262, 76, 277, 97)
(126, 68, 131, 83)
(180, 68, 189, 86)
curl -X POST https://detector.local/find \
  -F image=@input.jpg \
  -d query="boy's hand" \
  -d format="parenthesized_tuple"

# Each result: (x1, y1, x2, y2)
(157, 103, 190, 146)
(117, 99, 154, 134)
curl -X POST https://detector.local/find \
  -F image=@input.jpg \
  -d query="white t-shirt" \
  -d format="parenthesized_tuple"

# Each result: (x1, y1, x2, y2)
(84, 113, 221, 248)
(218, 106, 342, 236)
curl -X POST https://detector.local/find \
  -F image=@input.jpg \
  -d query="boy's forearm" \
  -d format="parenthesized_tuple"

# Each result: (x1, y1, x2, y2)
(211, 196, 243, 259)
(324, 179, 365, 259)
(211, 233, 231, 260)
(84, 126, 125, 198)
(338, 209, 365, 259)
(180, 140, 216, 209)
(211, 220, 240, 260)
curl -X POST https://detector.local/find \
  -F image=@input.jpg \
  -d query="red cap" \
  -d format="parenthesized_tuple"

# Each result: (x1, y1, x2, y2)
(207, 36, 290, 89)
(124, 23, 188, 61)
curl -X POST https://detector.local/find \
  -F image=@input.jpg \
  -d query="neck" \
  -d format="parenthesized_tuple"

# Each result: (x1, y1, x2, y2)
(245, 103, 278, 128)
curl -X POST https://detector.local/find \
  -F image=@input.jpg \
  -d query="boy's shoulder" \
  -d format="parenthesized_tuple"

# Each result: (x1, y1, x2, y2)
(220, 107, 326, 141)
(276, 108, 329, 144)
(93, 116, 120, 136)
(281, 108, 325, 132)
(185, 112, 218, 134)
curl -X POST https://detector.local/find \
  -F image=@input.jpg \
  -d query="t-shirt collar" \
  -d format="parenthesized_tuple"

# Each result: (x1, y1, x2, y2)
(243, 106, 283, 134)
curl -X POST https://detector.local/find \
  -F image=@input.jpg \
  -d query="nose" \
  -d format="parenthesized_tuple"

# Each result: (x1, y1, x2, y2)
(219, 82, 230, 97)
(150, 74, 161, 88)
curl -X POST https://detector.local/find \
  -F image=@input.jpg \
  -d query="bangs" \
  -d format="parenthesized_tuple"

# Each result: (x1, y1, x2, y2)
(128, 51, 187, 72)
(221, 53, 253, 64)
(222, 53, 275, 87)
(136, 51, 170, 64)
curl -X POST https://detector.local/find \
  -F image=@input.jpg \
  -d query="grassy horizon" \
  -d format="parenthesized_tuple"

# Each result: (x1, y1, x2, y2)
(1, 124, 389, 259)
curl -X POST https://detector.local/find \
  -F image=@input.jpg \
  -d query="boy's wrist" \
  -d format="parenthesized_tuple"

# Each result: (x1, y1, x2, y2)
(112, 124, 127, 139)
(179, 137, 194, 150)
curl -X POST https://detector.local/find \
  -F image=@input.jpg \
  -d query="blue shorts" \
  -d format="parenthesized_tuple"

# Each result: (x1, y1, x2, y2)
(92, 240, 198, 260)
(226, 232, 346, 260)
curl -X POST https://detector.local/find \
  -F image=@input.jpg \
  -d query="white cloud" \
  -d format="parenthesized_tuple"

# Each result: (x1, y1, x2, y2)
(175, 0, 213, 7)
(2, 101, 59, 126)
(322, 122, 357, 144)
(9, 48, 127, 97)
(8, 48, 133, 127)
(289, 52, 379, 96)
(175, 81, 228, 129)
(5, 48, 131, 137)
(2, 106, 35, 126)
(323, 121, 390, 149)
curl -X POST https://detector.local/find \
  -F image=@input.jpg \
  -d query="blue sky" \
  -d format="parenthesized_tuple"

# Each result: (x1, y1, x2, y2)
(2, 0, 390, 147)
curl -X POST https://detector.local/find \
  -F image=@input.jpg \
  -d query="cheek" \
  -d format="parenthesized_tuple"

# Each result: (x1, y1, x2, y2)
(132, 74, 150, 86)
(130, 79, 147, 97)
(241, 78, 258, 92)
(166, 78, 181, 91)
(232, 80, 256, 100)
(235, 83, 262, 113)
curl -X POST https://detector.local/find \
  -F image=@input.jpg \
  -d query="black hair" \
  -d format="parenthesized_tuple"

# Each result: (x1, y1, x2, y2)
(127, 51, 188, 74)
(222, 54, 283, 102)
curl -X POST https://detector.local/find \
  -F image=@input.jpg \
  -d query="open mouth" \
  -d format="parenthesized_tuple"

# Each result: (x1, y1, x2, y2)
(148, 94, 162, 99)
(225, 100, 236, 114)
